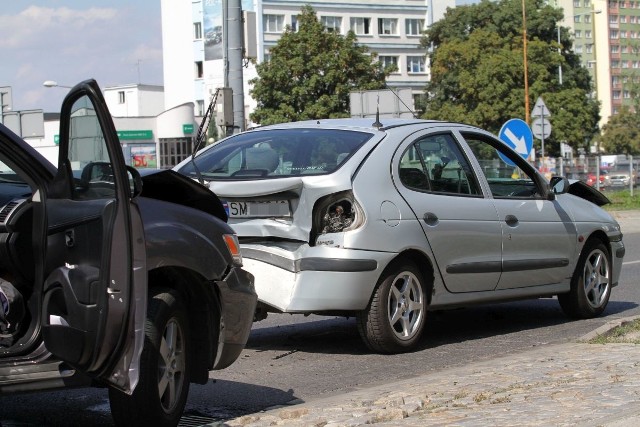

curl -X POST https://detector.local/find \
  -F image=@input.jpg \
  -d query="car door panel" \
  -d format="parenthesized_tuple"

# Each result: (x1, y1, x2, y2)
(394, 131, 502, 293)
(40, 80, 143, 391)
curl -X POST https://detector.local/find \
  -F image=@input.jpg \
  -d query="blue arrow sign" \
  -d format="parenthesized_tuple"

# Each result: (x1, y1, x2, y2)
(498, 119, 533, 167)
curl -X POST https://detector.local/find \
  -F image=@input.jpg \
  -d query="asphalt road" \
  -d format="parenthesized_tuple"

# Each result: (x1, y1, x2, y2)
(1, 215, 639, 427)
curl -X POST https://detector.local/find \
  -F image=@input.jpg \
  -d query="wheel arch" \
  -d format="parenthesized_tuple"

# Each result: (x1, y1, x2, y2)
(148, 266, 221, 385)
(390, 249, 435, 305)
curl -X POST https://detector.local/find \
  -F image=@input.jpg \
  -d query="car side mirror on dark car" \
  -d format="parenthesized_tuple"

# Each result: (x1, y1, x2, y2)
(127, 166, 143, 198)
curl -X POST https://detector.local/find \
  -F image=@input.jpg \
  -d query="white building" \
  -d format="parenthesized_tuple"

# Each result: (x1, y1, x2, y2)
(160, 0, 461, 126)
(25, 84, 197, 169)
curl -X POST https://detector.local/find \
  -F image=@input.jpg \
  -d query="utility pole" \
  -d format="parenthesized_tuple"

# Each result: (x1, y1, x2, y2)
(224, 0, 246, 134)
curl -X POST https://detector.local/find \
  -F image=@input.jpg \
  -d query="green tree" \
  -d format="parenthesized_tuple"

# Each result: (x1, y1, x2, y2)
(421, 0, 599, 156)
(249, 6, 389, 125)
(598, 107, 640, 155)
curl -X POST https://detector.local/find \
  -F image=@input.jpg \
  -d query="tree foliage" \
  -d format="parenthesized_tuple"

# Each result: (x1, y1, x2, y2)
(421, 0, 599, 156)
(250, 6, 389, 125)
(599, 107, 640, 155)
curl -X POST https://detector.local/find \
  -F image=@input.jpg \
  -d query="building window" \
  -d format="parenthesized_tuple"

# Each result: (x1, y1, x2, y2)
(586, 43, 593, 53)
(584, 14, 592, 24)
(575, 44, 583, 53)
(378, 18, 398, 35)
(291, 15, 298, 32)
(195, 61, 203, 78)
(264, 14, 284, 33)
(405, 19, 424, 36)
(194, 22, 202, 39)
(159, 138, 193, 169)
(350, 17, 371, 35)
(407, 56, 425, 73)
(197, 100, 205, 116)
(611, 29, 619, 39)
(379, 55, 399, 71)
(575, 30, 582, 38)
(585, 30, 592, 39)
(321, 16, 342, 33)
(118, 91, 125, 104)
(612, 44, 620, 53)
(613, 91, 621, 100)
(574, 15, 581, 23)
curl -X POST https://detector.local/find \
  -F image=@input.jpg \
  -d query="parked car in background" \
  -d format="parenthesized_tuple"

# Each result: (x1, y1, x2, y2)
(0, 80, 257, 427)
(176, 118, 624, 354)
(585, 171, 609, 188)
(609, 174, 632, 187)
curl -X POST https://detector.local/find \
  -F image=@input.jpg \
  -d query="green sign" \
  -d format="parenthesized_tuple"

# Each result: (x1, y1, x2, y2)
(183, 124, 194, 134)
(117, 130, 153, 140)
(54, 135, 59, 145)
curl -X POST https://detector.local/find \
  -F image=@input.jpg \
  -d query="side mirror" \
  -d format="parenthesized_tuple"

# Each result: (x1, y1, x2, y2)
(550, 176, 570, 196)
(127, 166, 143, 198)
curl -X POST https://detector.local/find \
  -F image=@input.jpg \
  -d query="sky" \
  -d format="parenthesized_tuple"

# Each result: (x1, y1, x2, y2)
(0, 1, 163, 113)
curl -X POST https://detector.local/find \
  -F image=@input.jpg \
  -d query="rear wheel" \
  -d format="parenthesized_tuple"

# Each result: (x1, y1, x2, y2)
(558, 239, 611, 319)
(109, 288, 190, 427)
(357, 260, 426, 353)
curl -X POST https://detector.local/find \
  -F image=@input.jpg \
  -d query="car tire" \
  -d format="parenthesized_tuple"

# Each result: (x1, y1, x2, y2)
(357, 260, 426, 354)
(109, 288, 190, 427)
(558, 239, 611, 319)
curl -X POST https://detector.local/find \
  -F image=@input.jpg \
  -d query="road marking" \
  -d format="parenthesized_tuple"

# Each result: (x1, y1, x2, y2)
(623, 260, 640, 265)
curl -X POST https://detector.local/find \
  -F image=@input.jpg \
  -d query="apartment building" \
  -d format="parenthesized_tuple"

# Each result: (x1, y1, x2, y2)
(161, 0, 468, 125)
(557, 0, 640, 124)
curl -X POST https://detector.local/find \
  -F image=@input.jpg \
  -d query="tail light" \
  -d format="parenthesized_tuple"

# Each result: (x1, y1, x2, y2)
(223, 234, 243, 266)
(311, 190, 365, 245)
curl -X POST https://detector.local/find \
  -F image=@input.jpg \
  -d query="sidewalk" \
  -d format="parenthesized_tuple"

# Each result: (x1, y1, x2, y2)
(222, 317, 640, 427)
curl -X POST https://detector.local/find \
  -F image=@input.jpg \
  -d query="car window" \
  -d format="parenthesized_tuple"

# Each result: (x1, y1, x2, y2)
(180, 129, 373, 179)
(67, 96, 116, 200)
(399, 133, 481, 196)
(462, 133, 541, 199)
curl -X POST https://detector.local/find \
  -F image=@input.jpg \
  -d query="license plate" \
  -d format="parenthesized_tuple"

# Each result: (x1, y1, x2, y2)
(224, 200, 290, 218)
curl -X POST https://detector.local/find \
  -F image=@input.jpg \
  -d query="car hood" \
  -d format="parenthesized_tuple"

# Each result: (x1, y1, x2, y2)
(567, 180, 610, 207)
(139, 169, 228, 222)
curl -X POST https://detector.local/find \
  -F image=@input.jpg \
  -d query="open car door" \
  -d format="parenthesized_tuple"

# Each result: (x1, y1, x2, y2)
(41, 80, 146, 392)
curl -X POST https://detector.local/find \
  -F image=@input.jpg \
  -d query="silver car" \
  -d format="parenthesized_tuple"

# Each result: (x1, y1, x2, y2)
(176, 119, 625, 353)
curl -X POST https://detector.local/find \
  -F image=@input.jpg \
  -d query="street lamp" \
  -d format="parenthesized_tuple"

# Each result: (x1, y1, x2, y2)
(42, 80, 72, 89)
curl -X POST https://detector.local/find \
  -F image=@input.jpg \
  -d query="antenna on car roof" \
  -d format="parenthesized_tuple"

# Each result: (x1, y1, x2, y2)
(372, 95, 383, 129)
(385, 86, 418, 119)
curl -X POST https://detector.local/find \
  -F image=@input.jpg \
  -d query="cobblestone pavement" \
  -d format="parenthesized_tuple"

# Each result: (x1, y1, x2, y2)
(222, 318, 640, 427)
(218, 211, 640, 427)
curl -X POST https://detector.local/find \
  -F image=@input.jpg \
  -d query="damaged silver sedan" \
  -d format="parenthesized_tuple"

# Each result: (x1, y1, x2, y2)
(176, 119, 625, 354)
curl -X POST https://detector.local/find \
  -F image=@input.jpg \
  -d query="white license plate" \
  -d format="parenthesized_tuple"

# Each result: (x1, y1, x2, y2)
(225, 200, 290, 218)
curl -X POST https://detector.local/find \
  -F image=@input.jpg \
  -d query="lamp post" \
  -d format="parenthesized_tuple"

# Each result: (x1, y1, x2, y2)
(522, 0, 530, 125)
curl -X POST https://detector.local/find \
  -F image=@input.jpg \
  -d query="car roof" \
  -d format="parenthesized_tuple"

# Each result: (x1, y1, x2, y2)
(254, 118, 452, 133)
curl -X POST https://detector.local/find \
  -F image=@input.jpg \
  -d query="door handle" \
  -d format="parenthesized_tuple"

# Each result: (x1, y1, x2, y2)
(65, 229, 75, 247)
(423, 212, 439, 226)
(505, 215, 519, 227)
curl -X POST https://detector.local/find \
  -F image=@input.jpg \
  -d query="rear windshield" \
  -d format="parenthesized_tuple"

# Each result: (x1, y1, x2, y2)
(179, 128, 373, 179)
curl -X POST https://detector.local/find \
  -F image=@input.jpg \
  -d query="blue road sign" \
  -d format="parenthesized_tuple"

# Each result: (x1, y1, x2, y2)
(498, 119, 533, 167)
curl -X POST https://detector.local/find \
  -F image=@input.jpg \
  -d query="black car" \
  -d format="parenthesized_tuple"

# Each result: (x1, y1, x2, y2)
(0, 80, 257, 426)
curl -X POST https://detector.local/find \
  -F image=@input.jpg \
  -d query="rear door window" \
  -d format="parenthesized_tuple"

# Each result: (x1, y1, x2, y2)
(181, 129, 373, 179)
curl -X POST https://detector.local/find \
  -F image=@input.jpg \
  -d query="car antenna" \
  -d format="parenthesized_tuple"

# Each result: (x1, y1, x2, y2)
(372, 95, 383, 129)
(190, 88, 220, 185)
(385, 86, 418, 119)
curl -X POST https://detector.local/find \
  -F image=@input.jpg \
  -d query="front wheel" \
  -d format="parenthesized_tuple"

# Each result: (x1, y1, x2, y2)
(357, 260, 427, 353)
(109, 288, 191, 427)
(558, 239, 611, 319)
